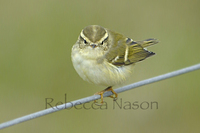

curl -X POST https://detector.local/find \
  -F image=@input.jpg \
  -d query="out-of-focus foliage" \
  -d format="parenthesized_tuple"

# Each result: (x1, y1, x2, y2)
(0, 0, 200, 133)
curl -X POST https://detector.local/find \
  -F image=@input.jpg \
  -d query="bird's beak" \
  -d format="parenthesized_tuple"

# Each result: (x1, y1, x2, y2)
(90, 44, 97, 49)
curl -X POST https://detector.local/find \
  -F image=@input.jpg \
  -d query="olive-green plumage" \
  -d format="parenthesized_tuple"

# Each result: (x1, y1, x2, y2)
(79, 25, 158, 66)
(72, 25, 158, 87)
(104, 29, 158, 66)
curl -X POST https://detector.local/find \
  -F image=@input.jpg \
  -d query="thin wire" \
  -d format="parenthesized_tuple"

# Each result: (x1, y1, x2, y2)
(0, 63, 200, 130)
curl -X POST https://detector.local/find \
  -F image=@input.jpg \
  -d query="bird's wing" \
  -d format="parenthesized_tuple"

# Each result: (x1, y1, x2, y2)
(105, 37, 158, 66)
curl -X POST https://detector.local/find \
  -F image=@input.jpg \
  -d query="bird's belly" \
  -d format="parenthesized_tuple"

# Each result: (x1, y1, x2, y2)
(72, 52, 134, 86)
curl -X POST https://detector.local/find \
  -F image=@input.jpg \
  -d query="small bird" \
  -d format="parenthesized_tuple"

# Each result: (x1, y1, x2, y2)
(71, 25, 158, 105)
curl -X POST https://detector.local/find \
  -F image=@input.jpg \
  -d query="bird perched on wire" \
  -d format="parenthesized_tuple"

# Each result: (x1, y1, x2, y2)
(71, 25, 158, 105)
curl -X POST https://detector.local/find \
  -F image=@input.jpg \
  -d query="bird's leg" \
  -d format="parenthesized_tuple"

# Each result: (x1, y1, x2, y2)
(94, 86, 118, 106)
(105, 86, 118, 101)
(94, 90, 105, 106)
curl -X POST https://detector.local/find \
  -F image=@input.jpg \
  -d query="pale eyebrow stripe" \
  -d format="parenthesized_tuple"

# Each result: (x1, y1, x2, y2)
(80, 30, 90, 43)
(99, 31, 108, 43)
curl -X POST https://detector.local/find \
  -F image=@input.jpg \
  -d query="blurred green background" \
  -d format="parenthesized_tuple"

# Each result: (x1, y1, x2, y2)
(1, 0, 200, 133)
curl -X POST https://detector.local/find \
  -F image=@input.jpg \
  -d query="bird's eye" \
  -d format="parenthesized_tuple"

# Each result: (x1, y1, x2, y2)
(79, 35, 88, 44)
(100, 36, 108, 45)
(84, 39, 88, 44)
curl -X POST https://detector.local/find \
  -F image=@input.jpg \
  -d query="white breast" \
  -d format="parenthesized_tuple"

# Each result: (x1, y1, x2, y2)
(71, 45, 134, 87)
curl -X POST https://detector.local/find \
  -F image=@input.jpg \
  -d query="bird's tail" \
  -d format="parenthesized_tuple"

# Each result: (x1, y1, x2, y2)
(137, 38, 159, 48)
